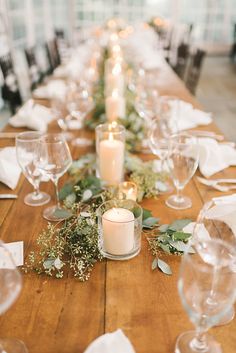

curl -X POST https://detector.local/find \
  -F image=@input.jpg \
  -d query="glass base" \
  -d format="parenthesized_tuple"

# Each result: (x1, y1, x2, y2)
(166, 194, 192, 210)
(175, 331, 221, 353)
(215, 306, 235, 326)
(100, 247, 140, 261)
(43, 205, 71, 222)
(0, 338, 28, 353)
(71, 137, 93, 147)
(24, 192, 51, 207)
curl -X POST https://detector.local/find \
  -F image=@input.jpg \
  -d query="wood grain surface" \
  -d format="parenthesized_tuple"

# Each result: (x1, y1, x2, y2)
(0, 62, 235, 353)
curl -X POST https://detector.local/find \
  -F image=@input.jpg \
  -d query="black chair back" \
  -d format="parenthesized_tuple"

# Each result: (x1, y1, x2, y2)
(173, 43, 189, 79)
(185, 49, 206, 95)
(45, 38, 61, 74)
(25, 47, 42, 90)
(0, 53, 22, 114)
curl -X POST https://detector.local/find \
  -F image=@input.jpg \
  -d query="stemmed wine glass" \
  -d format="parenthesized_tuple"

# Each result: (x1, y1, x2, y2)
(51, 95, 74, 141)
(193, 200, 236, 325)
(175, 238, 236, 353)
(37, 133, 72, 221)
(148, 117, 176, 193)
(166, 132, 199, 209)
(0, 240, 28, 352)
(66, 82, 94, 147)
(16, 131, 51, 206)
(135, 87, 159, 126)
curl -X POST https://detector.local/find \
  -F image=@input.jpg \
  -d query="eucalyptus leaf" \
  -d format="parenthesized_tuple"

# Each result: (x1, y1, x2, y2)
(158, 224, 169, 233)
(53, 208, 72, 219)
(143, 217, 159, 229)
(152, 258, 158, 270)
(169, 240, 195, 253)
(82, 189, 93, 201)
(172, 231, 192, 241)
(59, 183, 74, 201)
(43, 258, 55, 270)
(157, 258, 172, 275)
(80, 212, 91, 218)
(169, 219, 192, 231)
(142, 209, 153, 220)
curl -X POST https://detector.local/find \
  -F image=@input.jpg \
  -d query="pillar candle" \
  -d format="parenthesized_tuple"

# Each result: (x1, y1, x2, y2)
(105, 90, 126, 121)
(102, 208, 135, 255)
(99, 134, 125, 184)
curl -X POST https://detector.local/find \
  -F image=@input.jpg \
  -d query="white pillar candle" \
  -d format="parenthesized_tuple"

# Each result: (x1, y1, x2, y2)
(105, 73, 125, 96)
(102, 207, 135, 255)
(105, 90, 126, 122)
(99, 134, 125, 184)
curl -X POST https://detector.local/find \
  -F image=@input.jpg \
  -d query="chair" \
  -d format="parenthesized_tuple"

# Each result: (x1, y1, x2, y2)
(24, 47, 43, 90)
(185, 49, 206, 95)
(0, 53, 22, 114)
(45, 38, 61, 74)
(229, 23, 236, 62)
(173, 43, 189, 80)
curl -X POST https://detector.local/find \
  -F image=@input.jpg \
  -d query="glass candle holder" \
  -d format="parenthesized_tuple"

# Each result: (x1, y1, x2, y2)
(118, 181, 137, 201)
(97, 199, 143, 260)
(96, 123, 125, 185)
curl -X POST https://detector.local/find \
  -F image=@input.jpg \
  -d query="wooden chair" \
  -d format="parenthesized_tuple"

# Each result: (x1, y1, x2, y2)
(0, 53, 22, 114)
(25, 47, 43, 90)
(173, 42, 189, 80)
(45, 38, 61, 74)
(185, 49, 206, 95)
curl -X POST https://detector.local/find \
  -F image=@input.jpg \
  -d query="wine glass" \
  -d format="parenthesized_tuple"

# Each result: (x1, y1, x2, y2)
(193, 200, 236, 325)
(148, 117, 176, 193)
(16, 132, 51, 206)
(166, 132, 199, 210)
(135, 87, 159, 125)
(66, 82, 94, 147)
(37, 133, 72, 221)
(159, 95, 180, 132)
(175, 238, 236, 353)
(0, 240, 28, 353)
(51, 95, 74, 141)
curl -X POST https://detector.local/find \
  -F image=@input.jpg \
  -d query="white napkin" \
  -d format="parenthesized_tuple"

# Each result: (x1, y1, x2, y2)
(9, 100, 52, 133)
(33, 79, 67, 100)
(205, 203, 236, 237)
(0, 147, 21, 189)
(213, 194, 236, 205)
(170, 100, 212, 131)
(84, 329, 136, 353)
(197, 138, 236, 177)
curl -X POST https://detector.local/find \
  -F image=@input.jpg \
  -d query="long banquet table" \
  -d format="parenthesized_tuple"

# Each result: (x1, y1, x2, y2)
(0, 61, 236, 353)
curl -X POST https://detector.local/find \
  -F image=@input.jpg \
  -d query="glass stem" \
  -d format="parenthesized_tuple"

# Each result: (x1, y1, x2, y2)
(176, 187, 183, 202)
(54, 178, 60, 208)
(191, 326, 208, 351)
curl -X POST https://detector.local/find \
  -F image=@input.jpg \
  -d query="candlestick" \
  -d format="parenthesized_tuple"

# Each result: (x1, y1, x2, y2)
(118, 182, 137, 201)
(102, 207, 135, 255)
(97, 199, 143, 260)
(96, 123, 125, 185)
(105, 90, 126, 122)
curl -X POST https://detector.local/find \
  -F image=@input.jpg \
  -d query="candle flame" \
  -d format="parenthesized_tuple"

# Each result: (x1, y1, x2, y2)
(112, 63, 121, 75)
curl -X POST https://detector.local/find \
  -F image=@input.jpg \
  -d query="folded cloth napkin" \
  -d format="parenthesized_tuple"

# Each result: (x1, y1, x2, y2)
(197, 138, 236, 177)
(170, 100, 212, 131)
(213, 193, 236, 205)
(33, 79, 67, 100)
(0, 147, 21, 189)
(84, 329, 136, 353)
(9, 100, 52, 133)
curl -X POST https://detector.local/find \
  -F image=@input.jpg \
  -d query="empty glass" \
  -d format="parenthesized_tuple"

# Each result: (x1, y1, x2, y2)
(0, 240, 28, 353)
(16, 131, 51, 206)
(193, 200, 236, 325)
(175, 239, 236, 353)
(166, 133, 199, 209)
(37, 133, 72, 221)
(135, 87, 159, 125)
(51, 95, 74, 141)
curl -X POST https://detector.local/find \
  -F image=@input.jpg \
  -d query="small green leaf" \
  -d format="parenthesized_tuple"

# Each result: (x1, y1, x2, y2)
(169, 219, 192, 231)
(143, 217, 159, 229)
(172, 232, 192, 241)
(53, 208, 72, 219)
(142, 208, 152, 220)
(43, 258, 55, 269)
(157, 259, 172, 275)
(59, 183, 74, 200)
(158, 224, 169, 233)
(169, 240, 195, 253)
(80, 212, 91, 218)
(82, 189, 93, 201)
(152, 258, 158, 270)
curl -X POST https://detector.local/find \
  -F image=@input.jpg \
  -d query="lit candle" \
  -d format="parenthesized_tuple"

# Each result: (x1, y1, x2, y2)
(99, 133, 125, 184)
(105, 62, 125, 95)
(105, 90, 126, 122)
(102, 207, 135, 255)
(118, 182, 137, 201)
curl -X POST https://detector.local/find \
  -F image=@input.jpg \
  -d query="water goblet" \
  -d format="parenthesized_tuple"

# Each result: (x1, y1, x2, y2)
(37, 133, 72, 221)
(166, 132, 199, 209)
(148, 117, 176, 193)
(16, 131, 51, 206)
(193, 199, 236, 325)
(0, 240, 28, 353)
(175, 238, 236, 353)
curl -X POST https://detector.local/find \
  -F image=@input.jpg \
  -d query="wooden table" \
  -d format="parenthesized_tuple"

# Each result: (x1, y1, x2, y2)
(0, 62, 236, 353)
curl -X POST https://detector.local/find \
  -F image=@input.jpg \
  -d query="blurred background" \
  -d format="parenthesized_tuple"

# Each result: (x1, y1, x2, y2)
(0, 0, 236, 139)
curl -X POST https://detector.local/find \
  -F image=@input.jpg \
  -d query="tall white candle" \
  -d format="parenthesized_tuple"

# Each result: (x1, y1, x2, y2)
(99, 134, 125, 184)
(105, 62, 125, 95)
(105, 90, 126, 122)
(102, 207, 135, 255)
